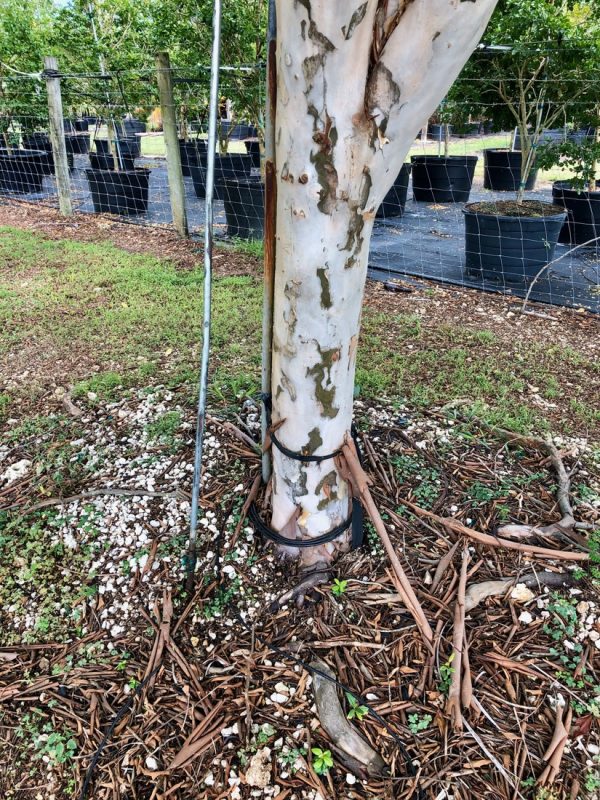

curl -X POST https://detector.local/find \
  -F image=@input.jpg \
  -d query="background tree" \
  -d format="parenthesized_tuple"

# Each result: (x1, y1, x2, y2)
(463, 0, 600, 200)
(268, 0, 498, 567)
(0, 0, 54, 141)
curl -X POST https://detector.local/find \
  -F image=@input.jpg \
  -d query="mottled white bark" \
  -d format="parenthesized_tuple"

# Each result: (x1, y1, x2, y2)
(270, 0, 498, 565)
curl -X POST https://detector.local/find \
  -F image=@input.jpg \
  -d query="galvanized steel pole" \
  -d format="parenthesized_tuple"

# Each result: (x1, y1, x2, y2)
(187, 0, 222, 589)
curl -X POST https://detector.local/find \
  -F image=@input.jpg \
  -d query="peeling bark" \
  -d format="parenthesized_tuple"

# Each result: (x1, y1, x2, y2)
(270, 0, 498, 564)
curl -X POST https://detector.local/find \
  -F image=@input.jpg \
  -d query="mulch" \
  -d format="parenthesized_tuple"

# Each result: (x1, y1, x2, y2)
(1, 391, 598, 800)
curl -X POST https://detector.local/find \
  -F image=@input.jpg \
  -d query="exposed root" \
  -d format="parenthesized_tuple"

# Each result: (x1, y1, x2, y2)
(394, 499, 589, 562)
(466, 424, 594, 538)
(338, 435, 434, 648)
(271, 568, 330, 611)
(311, 658, 387, 778)
(537, 701, 573, 786)
(465, 569, 578, 612)
(446, 547, 469, 732)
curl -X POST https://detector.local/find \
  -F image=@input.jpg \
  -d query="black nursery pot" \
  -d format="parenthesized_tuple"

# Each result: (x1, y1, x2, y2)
(244, 139, 261, 169)
(89, 150, 136, 171)
(178, 139, 207, 177)
(190, 153, 253, 200)
(552, 181, 600, 246)
(95, 137, 141, 160)
(221, 177, 264, 239)
(376, 163, 411, 218)
(65, 132, 90, 155)
(22, 133, 74, 173)
(463, 202, 566, 283)
(0, 149, 46, 193)
(483, 149, 538, 192)
(85, 168, 150, 215)
(120, 118, 146, 137)
(411, 155, 477, 203)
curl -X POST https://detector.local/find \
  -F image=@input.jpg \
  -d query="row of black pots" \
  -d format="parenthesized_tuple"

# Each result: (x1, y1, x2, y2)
(0, 149, 47, 193)
(375, 156, 477, 216)
(376, 149, 539, 217)
(178, 138, 260, 177)
(22, 133, 76, 175)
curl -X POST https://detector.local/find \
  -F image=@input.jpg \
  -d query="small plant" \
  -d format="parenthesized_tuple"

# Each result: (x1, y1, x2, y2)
(346, 693, 368, 722)
(256, 723, 276, 746)
(203, 577, 241, 619)
(145, 411, 182, 445)
(311, 747, 333, 775)
(331, 578, 348, 597)
(408, 713, 433, 734)
(16, 711, 77, 767)
(438, 653, 455, 695)
(279, 746, 307, 773)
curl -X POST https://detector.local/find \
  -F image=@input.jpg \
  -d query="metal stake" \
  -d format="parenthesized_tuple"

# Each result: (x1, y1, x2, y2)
(186, 0, 222, 590)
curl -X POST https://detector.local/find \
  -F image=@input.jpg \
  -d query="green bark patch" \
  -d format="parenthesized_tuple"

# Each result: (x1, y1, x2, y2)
(307, 346, 340, 418)
(305, 426, 323, 455)
(316, 470, 339, 510)
(341, 167, 372, 268)
(308, 108, 339, 215)
(342, 3, 368, 39)
(317, 267, 332, 309)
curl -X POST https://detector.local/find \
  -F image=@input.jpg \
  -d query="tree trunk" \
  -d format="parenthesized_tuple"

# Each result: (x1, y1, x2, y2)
(270, 0, 498, 566)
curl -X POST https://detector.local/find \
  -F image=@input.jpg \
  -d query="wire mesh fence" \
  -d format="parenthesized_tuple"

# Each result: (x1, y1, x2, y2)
(1, 62, 599, 312)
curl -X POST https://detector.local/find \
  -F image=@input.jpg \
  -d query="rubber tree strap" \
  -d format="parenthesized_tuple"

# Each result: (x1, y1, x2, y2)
(270, 430, 342, 463)
(249, 499, 364, 549)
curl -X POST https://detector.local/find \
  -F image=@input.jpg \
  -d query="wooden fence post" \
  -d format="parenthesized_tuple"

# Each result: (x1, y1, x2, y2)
(156, 51, 188, 238)
(43, 57, 73, 216)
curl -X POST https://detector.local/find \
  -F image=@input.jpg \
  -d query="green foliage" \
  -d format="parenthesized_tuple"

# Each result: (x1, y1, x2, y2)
(438, 653, 455, 695)
(458, 0, 600, 194)
(543, 593, 585, 684)
(311, 747, 333, 775)
(537, 137, 600, 192)
(16, 709, 77, 767)
(346, 693, 368, 722)
(278, 746, 307, 773)
(408, 713, 433, 734)
(145, 410, 182, 444)
(331, 578, 348, 597)
(202, 577, 241, 619)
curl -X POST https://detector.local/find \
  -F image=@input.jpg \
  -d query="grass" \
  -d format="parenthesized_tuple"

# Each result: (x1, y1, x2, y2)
(0, 226, 597, 434)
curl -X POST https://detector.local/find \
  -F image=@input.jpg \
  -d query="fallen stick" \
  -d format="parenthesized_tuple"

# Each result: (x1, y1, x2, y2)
(310, 658, 387, 778)
(465, 569, 578, 612)
(339, 436, 433, 648)
(447, 548, 469, 731)
(394, 500, 588, 562)
(431, 541, 459, 592)
(537, 703, 573, 786)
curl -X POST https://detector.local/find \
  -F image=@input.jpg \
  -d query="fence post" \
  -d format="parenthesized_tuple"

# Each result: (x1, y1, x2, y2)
(156, 51, 188, 238)
(43, 56, 72, 216)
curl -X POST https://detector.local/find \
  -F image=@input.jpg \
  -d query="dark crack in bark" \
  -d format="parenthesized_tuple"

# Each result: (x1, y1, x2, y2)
(341, 167, 372, 268)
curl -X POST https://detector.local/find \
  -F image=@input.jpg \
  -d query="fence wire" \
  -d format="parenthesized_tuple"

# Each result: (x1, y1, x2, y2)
(0, 65, 599, 312)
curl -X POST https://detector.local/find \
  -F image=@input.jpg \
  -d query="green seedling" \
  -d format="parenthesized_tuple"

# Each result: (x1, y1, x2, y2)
(331, 578, 348, 597)
(311, 747, 333, 775)
(346, 692, 369, 722)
